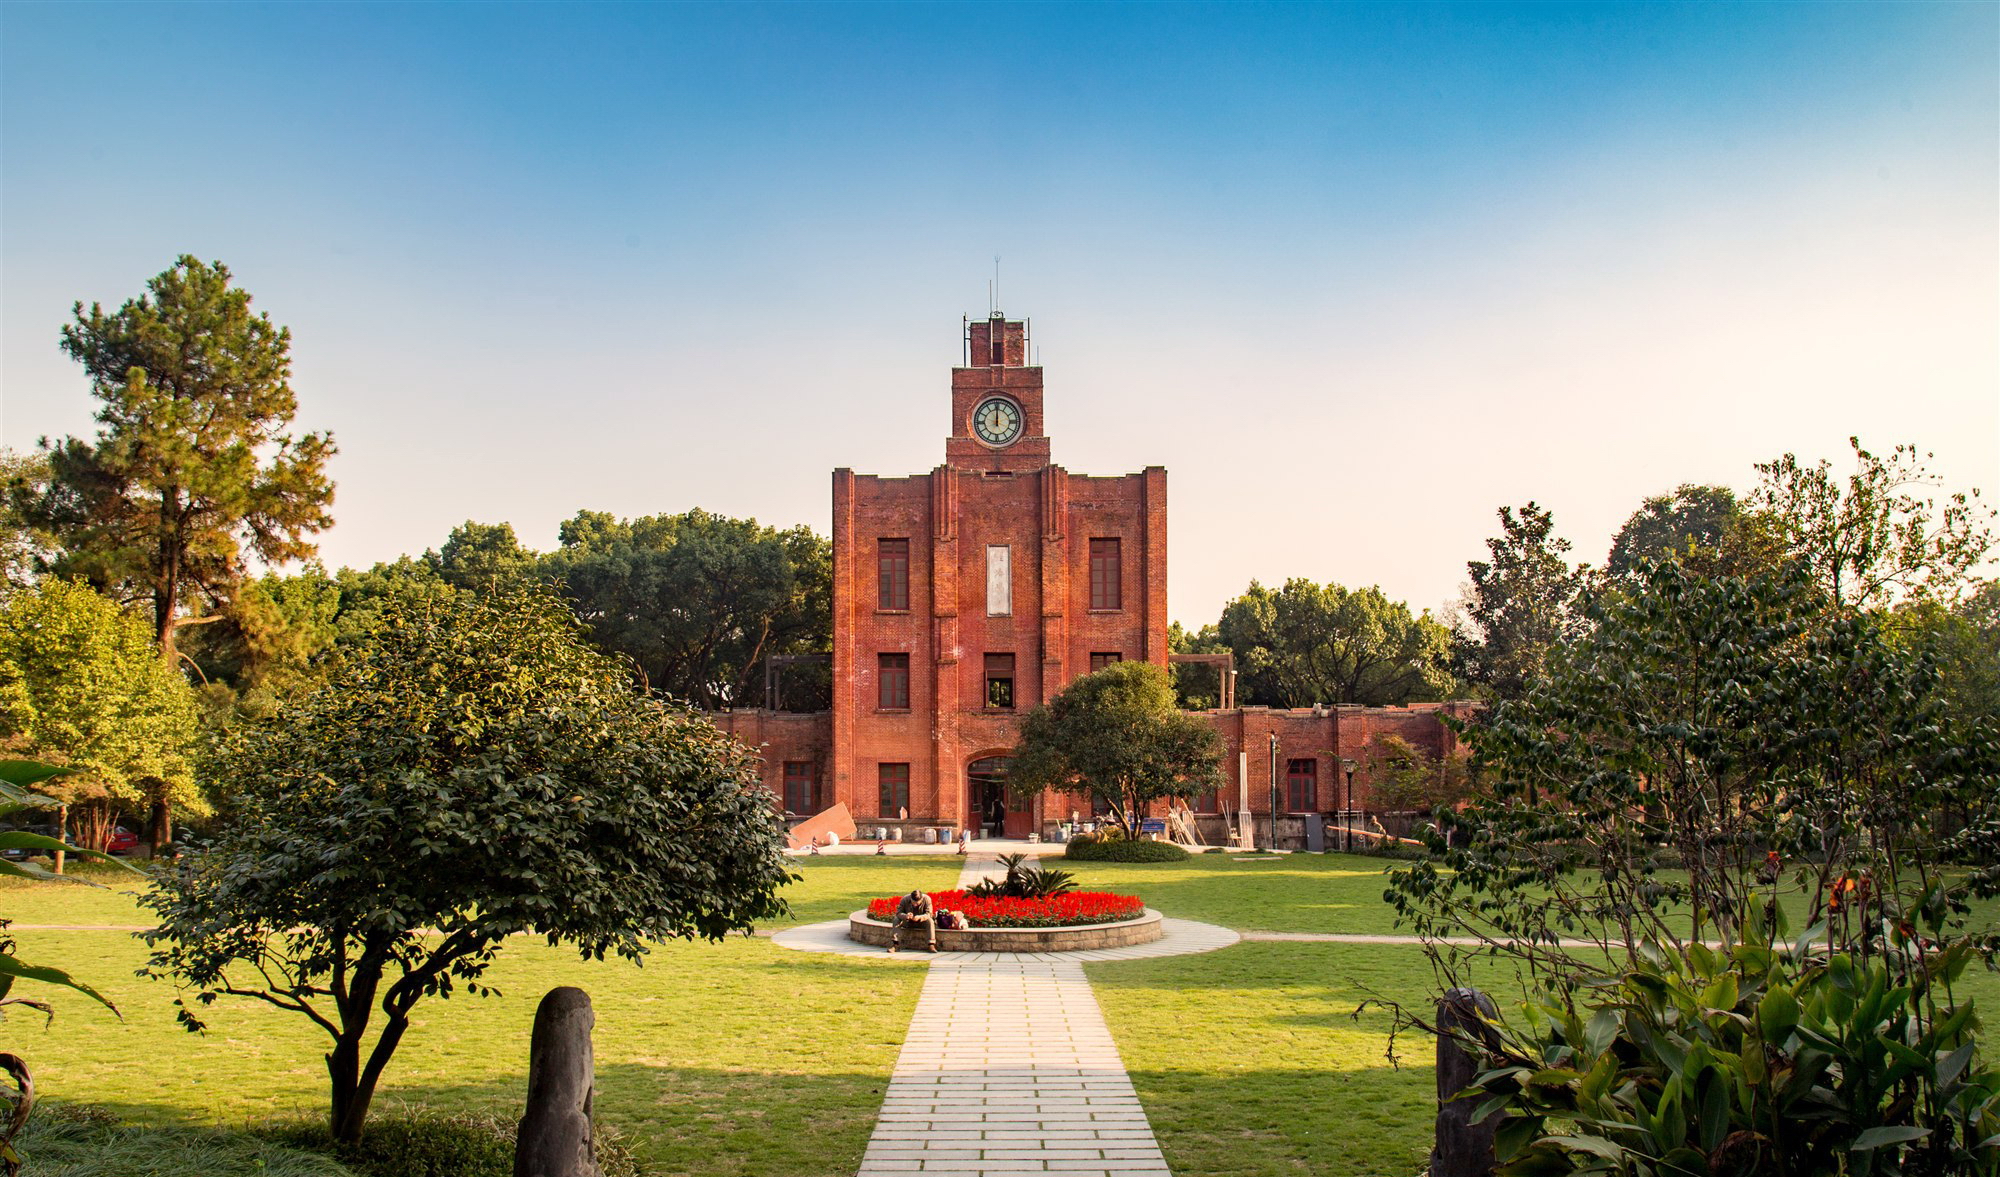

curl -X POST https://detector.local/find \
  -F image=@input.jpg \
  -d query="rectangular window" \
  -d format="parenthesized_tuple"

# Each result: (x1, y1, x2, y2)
(1089, 651, 1122, 673)
(783, 761, 818, 814)
(1089, 538, 1122, 610)
(878, 539, 909, 610)
(1286, 758, 1318, 812)
(986, 544, 1011, 616)
(878, 653, 910, 710)
(985, 653, 1015, 710)
(1194, 787, 1220, 814)
(878, 763, 910, 817)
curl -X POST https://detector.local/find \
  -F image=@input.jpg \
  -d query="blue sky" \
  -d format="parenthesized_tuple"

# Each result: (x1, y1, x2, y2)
(3, 2, 1994, 624)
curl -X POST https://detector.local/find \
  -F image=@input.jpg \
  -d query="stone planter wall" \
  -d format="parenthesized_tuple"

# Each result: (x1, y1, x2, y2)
(847, 908, 1164, 952)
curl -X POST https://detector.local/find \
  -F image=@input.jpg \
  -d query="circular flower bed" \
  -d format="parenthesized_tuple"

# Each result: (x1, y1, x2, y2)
(866, 889, 1143, 928)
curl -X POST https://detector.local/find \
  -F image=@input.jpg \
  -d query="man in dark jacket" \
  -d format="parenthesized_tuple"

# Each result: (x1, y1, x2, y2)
(889, 888, 936, 953)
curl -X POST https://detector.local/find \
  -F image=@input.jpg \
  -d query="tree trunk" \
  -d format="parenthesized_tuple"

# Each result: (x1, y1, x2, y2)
(51, 804, 66, 876)
(148, 797, 172, 851)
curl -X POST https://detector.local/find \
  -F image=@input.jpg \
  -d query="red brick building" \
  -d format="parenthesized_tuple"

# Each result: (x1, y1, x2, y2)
(715, 313, 1467, 846)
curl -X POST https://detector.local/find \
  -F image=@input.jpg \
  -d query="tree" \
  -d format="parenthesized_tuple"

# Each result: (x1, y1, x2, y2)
(547, 509, 830, 708)
(1604, 483, 1742, 580)
(0, 451, 53, 600)
(1750, 436, 1994, 613)
(1391, 560, 1999, 977)
(1213, 578, 1453, 707)
(18, 256, 336, 665)
(0, 580, 203, 851)
(140, 584, 792, 1142)
(1365, 734, 1473, 815)
(1167, 620, 1226, 709)
(431, 520, 540, 592)
(1009, 661, 1225, 838)
(1450, 502, 1592, 701)
(1388, 561, 2000, 1176)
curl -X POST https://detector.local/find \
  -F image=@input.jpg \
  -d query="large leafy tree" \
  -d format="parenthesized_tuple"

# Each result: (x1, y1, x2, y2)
(0, 451, 54, 600)
(1750, 436, 1994, 613)
(547, 509, 830, 708)
(1604, 483, 1745, 580)
(0, 580, 203, 851)
(1009, 661, 1225, 838)
(1451, 502, 1592, 701)
(1213, 578, 1453, 707)
(431, 520, 540, 592)
(140, 584, 792, 1143)
(18, 256, 335, 665)
(1392, 561, 1999, 974)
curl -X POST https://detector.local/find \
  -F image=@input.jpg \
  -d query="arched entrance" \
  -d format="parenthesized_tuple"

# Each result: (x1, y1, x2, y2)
(967, 755, 1032, 839)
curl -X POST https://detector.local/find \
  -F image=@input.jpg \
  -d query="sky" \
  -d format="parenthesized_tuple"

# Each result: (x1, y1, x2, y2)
(3, 2, 1995, 627)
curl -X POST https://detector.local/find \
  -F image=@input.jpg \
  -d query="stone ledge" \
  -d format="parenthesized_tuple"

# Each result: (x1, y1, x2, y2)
(847, 908, 1165, 952)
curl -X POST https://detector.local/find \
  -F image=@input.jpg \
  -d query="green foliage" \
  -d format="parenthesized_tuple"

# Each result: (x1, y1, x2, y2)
(1211, 578, 1453, 707)
(139, 584, 794, 1141)
(1009, 662, 1226, 839)
(1064, 838, 1190, 863)
(1894, 580, 2000, 742)
(266, 1106, 642, 1177)
(0, 579, 203, 844)
(15, 1103, 354, 1177)
(1750, 436, 1995, 613)
(1167, 620, 1226, 709)
(17, 256, 335, 661)
(0, 450, 54, 599)
(1452, 501, 1593, 702)
(547, 508, 831, 709)
(433, 521, 539, 592)
(1469, 916, 2000, 1176)
(965, 853, 1079, 899)
(1393, 561, 2000, 977)
(1605, 483, 1744, 581)
(1362, 734, 1472, 815)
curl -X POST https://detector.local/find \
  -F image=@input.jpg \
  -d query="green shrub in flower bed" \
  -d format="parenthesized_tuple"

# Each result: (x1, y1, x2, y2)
(1065, 837, 1189, 863)
(866, 889, 1144, 927)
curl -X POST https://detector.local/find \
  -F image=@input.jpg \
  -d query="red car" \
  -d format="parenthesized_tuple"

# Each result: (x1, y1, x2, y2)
(105, 826, 141, 856)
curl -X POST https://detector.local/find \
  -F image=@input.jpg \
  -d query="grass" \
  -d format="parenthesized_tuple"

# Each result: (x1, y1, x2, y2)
(0, 863, 939, 1177)
(15, 1103, 356, 1177)
(1061, 851, 1413, 934)
(7, 851, 1999, 1177)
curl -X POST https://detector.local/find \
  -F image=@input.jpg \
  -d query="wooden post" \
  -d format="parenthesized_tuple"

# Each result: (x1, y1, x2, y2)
(1431, 987, 1500, 1177)
(515, 987, 601, 1177)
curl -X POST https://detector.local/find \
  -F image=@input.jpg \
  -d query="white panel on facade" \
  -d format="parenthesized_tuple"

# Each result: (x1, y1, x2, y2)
(987, 545, 1011, 616)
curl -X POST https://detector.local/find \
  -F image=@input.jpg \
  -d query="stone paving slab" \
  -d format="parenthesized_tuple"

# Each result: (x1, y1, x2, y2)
(852, 852, 1178, 1177)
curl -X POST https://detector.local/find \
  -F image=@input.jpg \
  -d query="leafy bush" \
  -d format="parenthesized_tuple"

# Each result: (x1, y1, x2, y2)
(965, 852, 1077, 899)
(266, 1106, 641, 1177)
(16, 1103, 353, 1177)
(1465, 915, 2000, 1175)
(1065, 838, 1189, 863)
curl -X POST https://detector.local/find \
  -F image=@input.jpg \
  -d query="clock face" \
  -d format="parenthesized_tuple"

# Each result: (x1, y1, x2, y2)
(972, 396, 1023, 447)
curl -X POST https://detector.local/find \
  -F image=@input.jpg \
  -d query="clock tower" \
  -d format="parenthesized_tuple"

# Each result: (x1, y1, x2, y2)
(946, 313, 1051, 473)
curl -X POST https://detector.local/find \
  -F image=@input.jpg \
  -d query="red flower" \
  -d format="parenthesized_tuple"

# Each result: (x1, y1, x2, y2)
(867, 890, 1144, 928)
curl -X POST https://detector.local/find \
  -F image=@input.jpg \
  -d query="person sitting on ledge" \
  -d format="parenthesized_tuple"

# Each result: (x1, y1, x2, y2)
(888, 888, 936, 953)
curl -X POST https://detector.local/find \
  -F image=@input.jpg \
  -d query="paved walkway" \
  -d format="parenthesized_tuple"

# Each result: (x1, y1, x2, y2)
(844, 852, 1216, 1177)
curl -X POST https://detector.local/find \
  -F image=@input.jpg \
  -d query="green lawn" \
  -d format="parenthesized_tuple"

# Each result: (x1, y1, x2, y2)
(8, 852, 1998, 1177)
(1060, 851, 1410, 934)
(1, 865, 936, 1177)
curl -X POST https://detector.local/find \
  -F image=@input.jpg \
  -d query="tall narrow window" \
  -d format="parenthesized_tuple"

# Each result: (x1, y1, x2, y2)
(878, 539, 909, 610)
(1089, 538, 1122, 610)
(783, 761, 818, 814)
(985, 653, 1015, 710)
(1286, 758, 1318, 812)
(878, 653, 910, 710)
(990, 334, 1005, 365)
(1089, 651, 1122, 673)
(878, 763, 910, 817)
(986, 545, 1011, 616)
